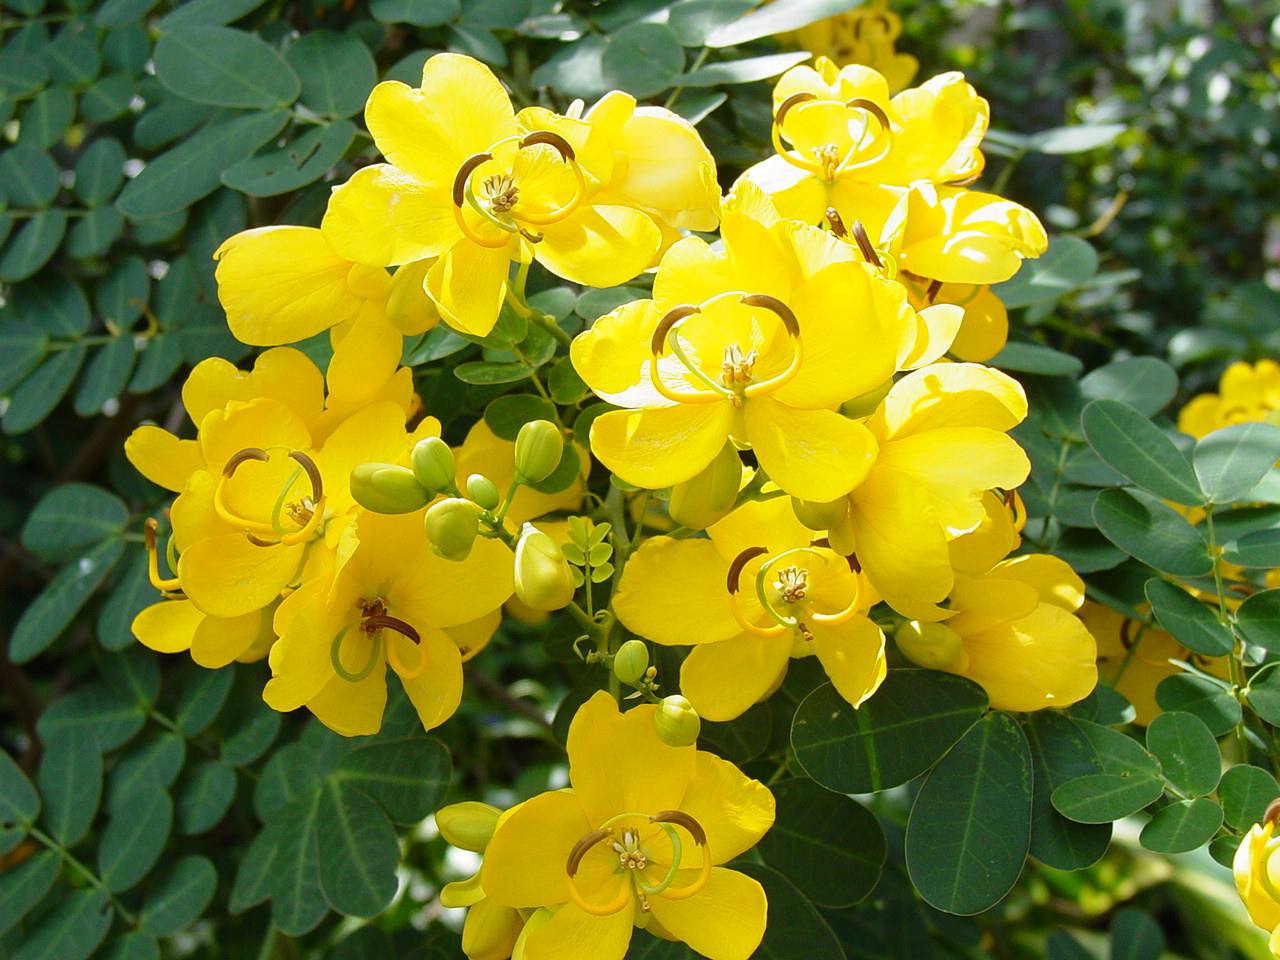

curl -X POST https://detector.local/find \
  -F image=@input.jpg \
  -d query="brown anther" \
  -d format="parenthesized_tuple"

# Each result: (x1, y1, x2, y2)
(145, 517, 160, 551)
(650, 304, 702, 355)
(843, 97, 891, 133)
(797, 620, 815, 642)
(1266, 798, 1280, 826)
(289, 450, 324, 502)
(520, 130, 576, 161)
(363, 614, 420, 645)
(727, 546, 770, 594)
(774, 91, 816, 127)
(1229, 583, 1258, 597)
(650, 810, 707, 847)
(223, 447, 269, 478)
(825, 207, 848, 239)
(566, 828, 611, 877)
(1119, 618, 1133, 650)
(452, 153, 494, 206)
(1002, 488, 1016, 509)
(245, 532, 277, 547)
(925, 279, 943, 304)
(739, 294, 800, 339)
(520, 228, 543, 243)
(850, 221, 883, 269)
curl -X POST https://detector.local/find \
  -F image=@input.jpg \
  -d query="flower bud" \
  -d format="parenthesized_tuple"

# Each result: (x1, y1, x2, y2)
(895, 620, 964, 670)
(514, 420, 563, 485)
(349, 462, 431, 514)
(411, 436, 455, 494)
(439, 871, 485, 909)
(436, 800, 501, 852)
(613, 639, 649, 685)
(425, 498, 479, 561)
(513, 523, 575, 612)
(466, 473, 501, 511)
(840, 378, 893, 419)
(465, 897, 524, 960)
(791, 496, 849, 531)
(653, 695, 700, 747)
(668, 442, 740, 530)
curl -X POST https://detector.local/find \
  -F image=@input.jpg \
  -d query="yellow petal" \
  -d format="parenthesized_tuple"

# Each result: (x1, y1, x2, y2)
(313, 400, 416, 517)
(517, 899, 634, 960)
(180, 534, 305, 619)
(125, 426, 206, 493)
(306, 656, 389, 736)
(653, 235, 738, 314)
(677, 753, 775, 864)
(735, 155, 828, 224)
(264, 580, 336, 712)
(326, 309, 403, 406)
(680, 635, 791, 722)
(385, 258, 438, 336)
(590, 403, 734, 491)
(569, 299, 673, 407)
(875, 362, 1027, 438)
(132, 600, 202, 654)
(426, 239, 512, 337)
(614, 538, 742, 646)
(743, 398, 877, 502)
(994, 554, 1085, 612)
(899, 304, 963, 370)
(399, 626, 463, 731)
(810, 615, 887, 708)
(182, 348, 325, 431)
(445, 608, 501, 662)
(191, 608, 268, 668)
(482, 789, 592, 907)
(196, 398, 312, 484)
(646, 868, 767, 960)
(322, 163, 460, 266)
(535, 204, 661, 289)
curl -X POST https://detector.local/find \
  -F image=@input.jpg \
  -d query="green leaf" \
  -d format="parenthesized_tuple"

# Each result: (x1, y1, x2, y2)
(0, 51, 49, 99)
(989, 341, 1084, 377)
(231, 819, 280, 913)
(67, 205, 125, 257)
(270, 794, 328, 935)
(990, 235, 1099, 308)
(1022, 713, 1110, 870)
(175, 666, 234, 735)
(45, 20, 99, 85)
(221, 119, 356, 196)
(20, 87, 75, 150)
(333, 738, 450, 826)
(1144, 579, 1233, 656)
(139, 855, 217, 936)
(1076, 722, 1158, 777)
(1236, 589, 1280, 653)
(37, 731, 103, 846)
(1051, 774, 1163, 823)
(96, 0, 163, 27)
(548, 356, 589, 405)
(73, 138, 126, 206)
(1093, 488, 1212, 578)
(3, 342, 85, 434)
(1219, 764, 1280, 832)
(666, 0, 758, 46)
(1245, 665, 1280, 725)
(9, 539, 123, 662)
(12, 889, 110, 960)
(1222, 528, 1280, 568)
(1082, 399, 1204, 504)
(698, 702, 771, 765)
(1079, 357, 1178, 417)
(453, 360, 533, 385)
(677, 51, 811, 87)
(97, 784, 173, 892)
(37, 683, 144, 751)
(316, 781, 399, 918)
(1193, 422, 1280, 504)
(369, 0, 459, 27)
(1110, 908, 1165, 960)
(74, 334, 137, 416)
(792, 672, 987, 793)
(732, 862, 846, 960)
(0, 851, 59, 937)
(0, 322, 48, 393)
(482, 393, 557, 441)
(9, 274, 91, 337)
(1138, 797, 1223, 854)
(154, 26, 300, 108)
(97, 932, 160, 960)
(176, 760, 236, 834)
(1145, 711, 1220, 796)
(1028, 123, 1126, 154)
(0, 208, 68, 281)
(0, 143, 60, 206)
(706, 0, 863, 46)
(1154, 674, 1241, 736)
(221, 700, 281, 767)
(80, 74, 135, 123)
(0, 749, 39, 827)
(756, 779, 884, 908)
(601, 23, 683, 99)
(284, 31, 376, 118)
(158, 0, 267, 27)
(101, 641, 160, 708)
(116, 108, 289, 219)
(96, 554, 152, 652)
(526, 442, 581, 494)
(904, 712, 1032, 915)
(21, 483, 127, 563)
(106, 734, 185, 810)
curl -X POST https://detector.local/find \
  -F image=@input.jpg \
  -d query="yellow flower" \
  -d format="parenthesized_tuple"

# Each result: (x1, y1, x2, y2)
(614, 497, 886, 721)
(321, 54, 699, 337)
(1178, 360, 1280, 439)
(901, 554, 1098, 712)
(1234, 804, 1280, 954)
(479, 692, 774, 960)
(782, 0, 918, 94)
(904, 280, 1009, 363)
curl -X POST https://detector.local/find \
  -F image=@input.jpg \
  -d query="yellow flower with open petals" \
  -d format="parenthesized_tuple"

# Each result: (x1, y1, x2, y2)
(1235, 803, 1280, 954)
(479, 692, 774, 960)
(615, 497, 885, 720)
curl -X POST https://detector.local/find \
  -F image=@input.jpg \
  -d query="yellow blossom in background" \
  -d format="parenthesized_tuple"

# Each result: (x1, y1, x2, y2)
(1234, 803, 1280, 955)
(782, 0, 918, 94)
(1179, 360, 1280, 438)
(479, 692, 775, 960)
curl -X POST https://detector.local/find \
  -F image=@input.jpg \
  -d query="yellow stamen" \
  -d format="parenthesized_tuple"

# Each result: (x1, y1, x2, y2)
(144, 518, 181, 591)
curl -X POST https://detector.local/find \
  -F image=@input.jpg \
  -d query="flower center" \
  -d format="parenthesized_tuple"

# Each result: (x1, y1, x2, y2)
(611, 828, 648, 871)
(773, 565, 809, 604)
(330, 598, 426, 683)
(812, 142, 841, 181)
(721, 344, 757, 386)
(214, 446, 326, 548)
(726, 544, 863, 639)
(483, 173, 519, 213)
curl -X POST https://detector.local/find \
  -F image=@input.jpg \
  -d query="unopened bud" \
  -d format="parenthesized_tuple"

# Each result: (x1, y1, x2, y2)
(439, 871, 486, 909)
(436, 801, 501, 852)
(425, 498, 479, 561)
(350, 462, 431, 514)
(466, 473, 500, 511)
(411, 436, 455, 494)
(464, 897, 524, 960)
(513, 523, 575, 611)
(895, 620, 964, 670)
(668, 442, 741, 530)
(791, 496, 848, 531)
(614, 640, 649, 685)
(840, 378, 893, 419)
(514, 420, 563, 485)
(653, 695, 700, 747)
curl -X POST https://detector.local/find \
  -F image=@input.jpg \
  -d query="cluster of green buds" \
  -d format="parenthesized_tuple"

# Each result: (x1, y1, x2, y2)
(609, 640, 700, 746)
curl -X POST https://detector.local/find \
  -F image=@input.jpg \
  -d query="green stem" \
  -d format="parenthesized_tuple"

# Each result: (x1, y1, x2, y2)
(29, 826, 136, 924)
(989, 146, 1026, 196)
(664, 47, 710, 111)
(492, 478, 522, 528)
(1205, 507, 1249, 754)
(256, 923, 279, 960)
(528, 310, 573, 350)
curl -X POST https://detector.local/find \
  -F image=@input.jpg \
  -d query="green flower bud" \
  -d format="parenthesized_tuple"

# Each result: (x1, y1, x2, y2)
(840, 378, 893, 419)
(653, 695, 700, 747)
(791, 496, 849, 531)
(411, 436, 455, 494)
(349, 462, 431, 514)
(466, 473, 501, 511)
(424, 498, 479, 561)
(514, 420, 564, 485)
(668, 442, 741, 530)
(894, 620, 964, 670)
(435, 800, 501, 853)
(613, 639, 650, 685)
(513, 523, 575, 612)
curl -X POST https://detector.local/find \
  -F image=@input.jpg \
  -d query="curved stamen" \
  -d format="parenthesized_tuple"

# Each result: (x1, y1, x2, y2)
(850, 221, 884, 270)
(223, 447, 269, 477)
(825, 207, 848, 239)
(516, 130, 586, 226)
(214, 480, 281, 538)
(727, 546, 770, 595)
(565, 828, 633, 916)
(755, 553, 800, 629)
(738, 294, 803, 399)
(770, 123, 821, 174)
(841, 99, 895, 171)
(330, 620, 382, 683)
(520, 130, 576, 162)
(269, 464, 303, 537)
(738, 294, 799, 339)
(649, 811, 712, 901)
(451, 152, 513, 249)
(367, 615, 426, 681)
(650, 305, 702, 356)
(647, 306, 729, 405)
(290, 450, 324, 503)
(567, 828, 611, 877)
(1267, 798, 1280, 827)
(636, 822, 683, 896)
(452, 153, 494, 208)
(145, 518, 181, 591)
(729, 591, 790, 638)
(810, 538, 861, 573)
(774, 91, 817, 128)
(463, 175, 521, 234)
